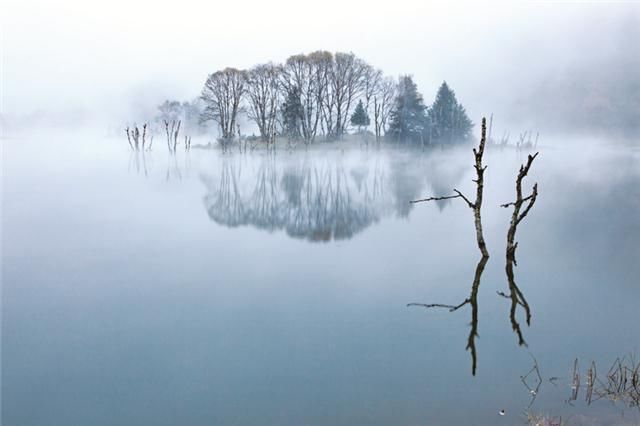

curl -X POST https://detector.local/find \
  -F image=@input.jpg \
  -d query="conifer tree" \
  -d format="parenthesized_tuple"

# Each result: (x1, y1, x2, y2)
(429, 81, 473, 143)
(350, 100, 370, 132)
(281, 87, 304, 140)
(387, 75, 429, 144)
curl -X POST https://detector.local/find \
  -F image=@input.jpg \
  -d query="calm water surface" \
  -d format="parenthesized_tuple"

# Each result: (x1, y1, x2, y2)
(3, 132, 639, 425)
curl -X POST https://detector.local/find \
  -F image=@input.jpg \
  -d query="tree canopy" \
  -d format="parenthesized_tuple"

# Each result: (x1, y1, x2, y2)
(350, 100, 370, 130)
(197, 52, 474, 145)
(387, 75, 429, 144)
(429, 81, 473, 143)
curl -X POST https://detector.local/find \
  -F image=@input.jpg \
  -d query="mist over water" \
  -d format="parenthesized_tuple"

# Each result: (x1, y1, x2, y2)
(3, 131, 639, 425)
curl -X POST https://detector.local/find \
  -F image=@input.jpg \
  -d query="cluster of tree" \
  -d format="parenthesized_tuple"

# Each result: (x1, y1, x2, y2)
(388, 78, 473, 145)
(155, 99, 209, 135)
(199, 51, 473, 146)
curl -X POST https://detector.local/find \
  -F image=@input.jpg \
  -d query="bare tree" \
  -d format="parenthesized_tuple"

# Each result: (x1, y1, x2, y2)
(280, 53, 328, 144)
(373, 76, 396, 144)
(362, 66, 382, 122)
(308, 51, 333, 139)
(245, 63, 281, 143)
(328, 52, 368, 139)
(201, 67, 247, 140)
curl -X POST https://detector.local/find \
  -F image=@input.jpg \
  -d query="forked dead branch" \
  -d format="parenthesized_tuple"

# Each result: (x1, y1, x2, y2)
(497, 151, 539, 346)
(407, 117, 489, 376)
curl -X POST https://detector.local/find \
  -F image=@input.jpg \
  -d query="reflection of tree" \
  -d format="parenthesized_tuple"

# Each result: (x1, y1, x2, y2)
(204, 157, 245, 226)
(424, 157, 467, 211)
(389, 156, 425, 218)
(202, 154, 388, 241)
(202, 149, 468, 241)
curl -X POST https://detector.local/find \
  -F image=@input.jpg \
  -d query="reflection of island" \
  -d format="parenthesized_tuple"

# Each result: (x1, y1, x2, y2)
(201, 151, 465, 242)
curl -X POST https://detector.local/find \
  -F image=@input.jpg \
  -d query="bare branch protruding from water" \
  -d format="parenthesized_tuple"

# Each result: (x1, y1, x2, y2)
(499, 151, 539, 346)
(408, 117, 490, 376)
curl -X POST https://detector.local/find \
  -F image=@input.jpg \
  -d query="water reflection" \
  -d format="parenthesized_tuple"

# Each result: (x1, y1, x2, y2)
(201, 151, 465, 241)
(408, 255, 487, 375)
(127, 150, 151, 176)
(126, 149, 194, 181)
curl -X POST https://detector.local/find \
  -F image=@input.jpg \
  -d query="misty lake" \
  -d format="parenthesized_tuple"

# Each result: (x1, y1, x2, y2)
(3, 133, 639, 425)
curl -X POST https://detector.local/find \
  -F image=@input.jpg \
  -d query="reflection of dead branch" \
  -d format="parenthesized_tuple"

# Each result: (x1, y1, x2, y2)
(521, 355, 543, 409)
(557, 356, 640, 409)
(524, 411, 564, 426)
(497, 152, 539, 346)
(128, 151, 149, 177)
(406, 300, 470, 311)
(588, 355, 640, 409)
(408, 118, 489, 376)
(570, 358, 581, 402)
(409, 256, 487, 376)
(165, 153, 182, 181)
(585, 361, 596, 405)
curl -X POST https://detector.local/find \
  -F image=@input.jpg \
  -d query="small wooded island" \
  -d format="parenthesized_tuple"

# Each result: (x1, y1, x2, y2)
(126, 51, 482, 152)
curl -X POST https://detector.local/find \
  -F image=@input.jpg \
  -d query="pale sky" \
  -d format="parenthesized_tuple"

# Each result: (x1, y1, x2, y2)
(1, 0, 638, 125)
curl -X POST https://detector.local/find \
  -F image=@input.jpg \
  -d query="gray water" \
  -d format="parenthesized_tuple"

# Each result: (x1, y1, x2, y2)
(2, 133, 639, 425)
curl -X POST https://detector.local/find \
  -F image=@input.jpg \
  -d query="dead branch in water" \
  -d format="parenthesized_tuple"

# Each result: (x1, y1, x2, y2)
(408, 117, 490, 376)
(411, 117, 488, 257)
(164, 119, 182, 153)
(125, 127, 133, 149)
(125, 123, 149, 151)
(498, 151, 539, 346)
(141, 123, 147, 150)
(406, 300, 470, 311)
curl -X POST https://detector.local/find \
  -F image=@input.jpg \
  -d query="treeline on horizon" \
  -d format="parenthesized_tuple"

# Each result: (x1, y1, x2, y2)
(155, 51, 474, 146)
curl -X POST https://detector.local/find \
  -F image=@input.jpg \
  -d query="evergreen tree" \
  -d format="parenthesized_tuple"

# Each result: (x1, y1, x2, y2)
(350, 100, 370, 132)
(351, 100, 370, 131)
(429, 81, 473, 144)
(281, 87, 303, 140)
(387, 75, 429, 144)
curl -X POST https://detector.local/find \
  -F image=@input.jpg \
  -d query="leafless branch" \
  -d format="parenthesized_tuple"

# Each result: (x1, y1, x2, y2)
(408, 118, 490, 376)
